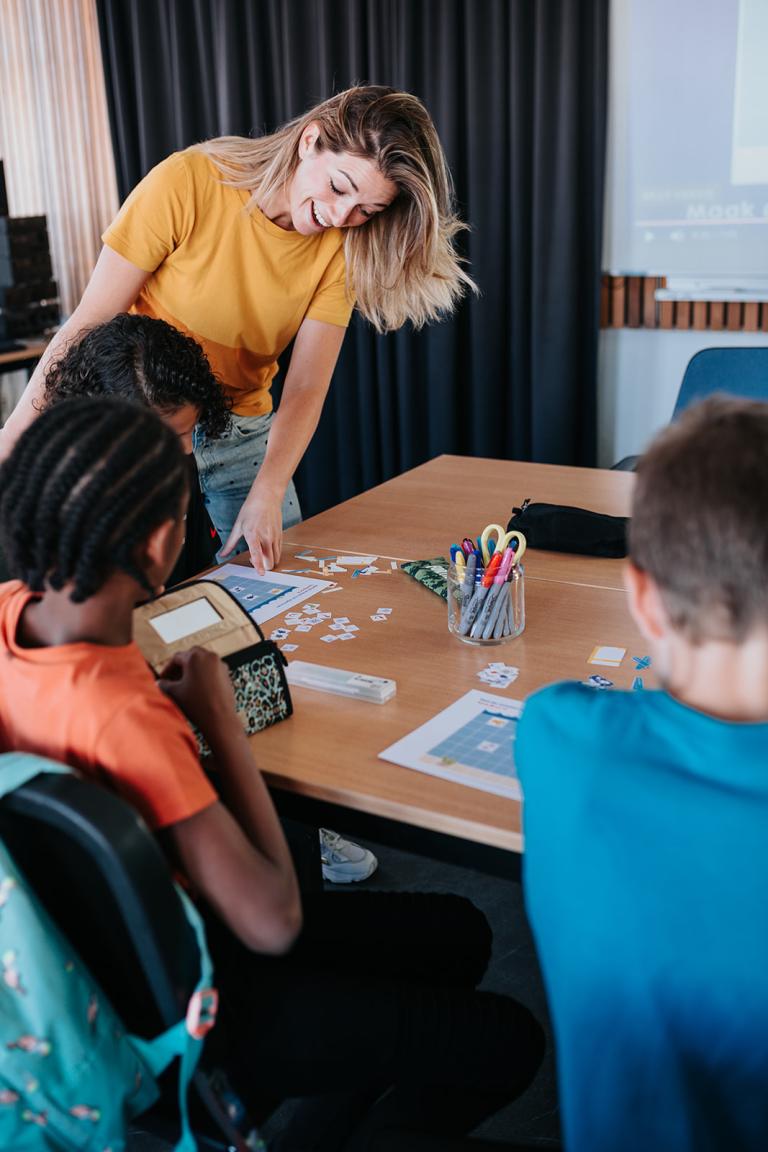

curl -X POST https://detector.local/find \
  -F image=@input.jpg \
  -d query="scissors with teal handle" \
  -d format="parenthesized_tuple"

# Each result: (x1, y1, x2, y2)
(479, 523, 527, 566)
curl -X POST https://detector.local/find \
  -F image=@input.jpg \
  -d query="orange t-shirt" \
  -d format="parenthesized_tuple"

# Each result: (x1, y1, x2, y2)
(102, 149, 354, 417)
(0, 582, 217, 830)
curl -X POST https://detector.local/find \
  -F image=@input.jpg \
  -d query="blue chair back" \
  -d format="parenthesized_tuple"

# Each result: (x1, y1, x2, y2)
(673, 347, 768, 419)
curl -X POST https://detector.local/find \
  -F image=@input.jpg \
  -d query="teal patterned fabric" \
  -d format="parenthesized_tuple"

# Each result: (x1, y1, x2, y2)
(0, 753, 213, 1152)
(400, 557, 450, 601)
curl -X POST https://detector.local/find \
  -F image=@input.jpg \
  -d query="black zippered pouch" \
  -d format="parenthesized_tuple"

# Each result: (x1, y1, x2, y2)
(506, 499, 628, 558)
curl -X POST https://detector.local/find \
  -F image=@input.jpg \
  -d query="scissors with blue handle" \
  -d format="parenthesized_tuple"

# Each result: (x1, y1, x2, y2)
(479, 523, 527, 567)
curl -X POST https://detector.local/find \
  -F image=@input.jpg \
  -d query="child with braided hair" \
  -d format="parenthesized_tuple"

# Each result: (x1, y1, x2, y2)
(0, 397, 301, 956)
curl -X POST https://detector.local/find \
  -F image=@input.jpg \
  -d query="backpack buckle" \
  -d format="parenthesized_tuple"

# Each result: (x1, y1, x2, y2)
(186, 987, 219, 1039)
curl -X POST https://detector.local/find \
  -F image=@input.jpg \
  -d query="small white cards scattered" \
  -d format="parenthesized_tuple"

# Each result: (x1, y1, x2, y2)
(584, 674, 613, 689)
(337, 555, 378, 566)
(267, 591, 395, 649)
(477, 662, 520, 690)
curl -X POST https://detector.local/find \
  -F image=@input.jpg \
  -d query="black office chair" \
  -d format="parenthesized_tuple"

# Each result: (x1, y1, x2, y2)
(0, 763, 253, 1151)
(612, 345, 768, 471)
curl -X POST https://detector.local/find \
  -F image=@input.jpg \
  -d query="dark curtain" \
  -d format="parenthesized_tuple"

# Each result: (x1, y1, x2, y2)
(96, 0, 608, 517)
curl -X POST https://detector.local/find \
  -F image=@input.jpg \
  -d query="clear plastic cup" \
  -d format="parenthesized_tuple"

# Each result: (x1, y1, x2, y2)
(447, 561, 525, 645)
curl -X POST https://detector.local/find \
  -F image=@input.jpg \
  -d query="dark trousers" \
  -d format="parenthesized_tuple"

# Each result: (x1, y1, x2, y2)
(205, 890, 545, 1151)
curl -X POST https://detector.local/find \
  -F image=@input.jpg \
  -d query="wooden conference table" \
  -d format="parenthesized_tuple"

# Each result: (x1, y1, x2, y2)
(239, 456, 647, 876)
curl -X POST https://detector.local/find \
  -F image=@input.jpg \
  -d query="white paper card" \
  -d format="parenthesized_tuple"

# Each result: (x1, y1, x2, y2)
(148, 598, 222, 644)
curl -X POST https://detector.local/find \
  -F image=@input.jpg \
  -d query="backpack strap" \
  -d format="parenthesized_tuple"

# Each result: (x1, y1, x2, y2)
(0, 751, 70, 798)
(129, 886, 220, 1151)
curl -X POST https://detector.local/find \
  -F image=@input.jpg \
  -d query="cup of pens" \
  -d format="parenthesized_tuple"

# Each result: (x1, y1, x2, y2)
(447, 526, 526, 645)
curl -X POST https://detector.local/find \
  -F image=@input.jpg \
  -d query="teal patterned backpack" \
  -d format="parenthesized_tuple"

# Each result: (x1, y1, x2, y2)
(0, 753, 217, 1151)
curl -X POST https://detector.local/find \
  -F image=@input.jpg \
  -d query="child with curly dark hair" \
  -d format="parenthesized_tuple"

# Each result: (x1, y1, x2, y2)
(41, 313, 231, 584)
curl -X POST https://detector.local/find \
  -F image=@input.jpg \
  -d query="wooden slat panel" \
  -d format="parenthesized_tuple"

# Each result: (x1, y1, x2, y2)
(600, 275, 768, 331)
(726, 302, 742, 331)
(675, 300, 692, 329)
(659, 300, 674, 329)
(709, 301, 725, 330)
(600, 275, 610, 328)
(610, 276, 626, 327)
(627, 276, 642, 327)
(642, 277, 657, 327)
(692, 301, 708, 330)
(743, 302, 759, 331)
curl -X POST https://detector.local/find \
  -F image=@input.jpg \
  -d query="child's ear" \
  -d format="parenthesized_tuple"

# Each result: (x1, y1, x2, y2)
(137, 519, 179, 592)
(623, 561, 669, 643)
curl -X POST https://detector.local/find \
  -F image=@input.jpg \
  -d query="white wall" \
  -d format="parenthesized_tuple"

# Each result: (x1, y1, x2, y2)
(597, 328, 768, 466)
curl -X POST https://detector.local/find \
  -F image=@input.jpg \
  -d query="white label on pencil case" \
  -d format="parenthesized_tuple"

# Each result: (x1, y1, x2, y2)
(148, 597, 223, 644)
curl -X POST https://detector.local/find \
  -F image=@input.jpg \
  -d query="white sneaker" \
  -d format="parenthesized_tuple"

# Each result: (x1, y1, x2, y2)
(319, 828, 378, 883)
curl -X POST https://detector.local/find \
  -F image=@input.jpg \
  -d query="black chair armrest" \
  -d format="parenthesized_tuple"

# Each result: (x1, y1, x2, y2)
(610, 455, 639, 472)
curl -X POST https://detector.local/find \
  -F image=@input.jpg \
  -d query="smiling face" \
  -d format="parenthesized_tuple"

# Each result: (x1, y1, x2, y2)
(274, 122, 398, 235)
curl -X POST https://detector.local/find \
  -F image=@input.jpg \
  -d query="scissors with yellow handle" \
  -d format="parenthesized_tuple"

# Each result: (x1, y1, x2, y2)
(480, 523, 527, 566)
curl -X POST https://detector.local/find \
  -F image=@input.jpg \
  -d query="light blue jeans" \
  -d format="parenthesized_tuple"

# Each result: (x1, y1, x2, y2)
(193, 412, 302, 560)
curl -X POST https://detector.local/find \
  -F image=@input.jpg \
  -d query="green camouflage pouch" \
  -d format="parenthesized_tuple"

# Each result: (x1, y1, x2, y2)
(400, 557, 450, 601)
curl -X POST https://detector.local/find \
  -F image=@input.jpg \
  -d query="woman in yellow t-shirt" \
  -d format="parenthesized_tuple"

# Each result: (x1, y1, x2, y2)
(1, 86, 475, 574)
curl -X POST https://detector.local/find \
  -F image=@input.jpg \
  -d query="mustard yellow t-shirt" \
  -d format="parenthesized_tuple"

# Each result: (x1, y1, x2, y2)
(102, 150, 354, 416)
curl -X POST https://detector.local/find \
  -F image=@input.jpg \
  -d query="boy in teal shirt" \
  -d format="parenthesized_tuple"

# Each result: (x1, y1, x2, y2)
(517, 397, 768, 1152)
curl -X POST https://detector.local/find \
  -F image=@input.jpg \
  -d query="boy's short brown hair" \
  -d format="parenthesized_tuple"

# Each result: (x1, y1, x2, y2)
(629, 395, 768, 643)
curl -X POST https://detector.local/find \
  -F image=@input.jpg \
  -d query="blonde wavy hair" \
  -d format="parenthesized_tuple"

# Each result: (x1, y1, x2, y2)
(194, 85, 477, 332)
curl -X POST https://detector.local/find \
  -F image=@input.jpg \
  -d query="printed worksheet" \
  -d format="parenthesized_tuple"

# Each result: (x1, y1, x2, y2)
(205, 563, 335, 625)
(379, 689, 523, 799)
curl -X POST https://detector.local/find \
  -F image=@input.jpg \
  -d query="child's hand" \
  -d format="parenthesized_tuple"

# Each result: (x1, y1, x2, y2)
(158, 648, 238, 736)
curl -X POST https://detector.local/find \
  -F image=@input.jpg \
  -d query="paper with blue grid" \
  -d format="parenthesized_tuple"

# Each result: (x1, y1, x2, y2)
(379, 690, 523, 798)
(208, 563, 333, 625)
